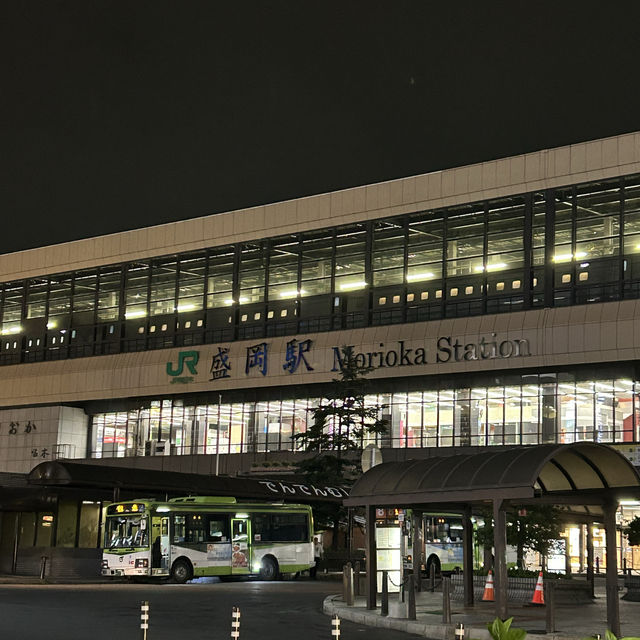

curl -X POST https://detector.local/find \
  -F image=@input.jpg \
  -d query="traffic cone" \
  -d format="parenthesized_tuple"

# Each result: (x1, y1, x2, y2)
(482, 570, 495, 601)
(531, 571, 545, 605)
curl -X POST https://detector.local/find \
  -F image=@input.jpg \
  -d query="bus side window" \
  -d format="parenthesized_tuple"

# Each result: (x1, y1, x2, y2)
(207, 514, 229, 542)
(173, 515, 186, 543)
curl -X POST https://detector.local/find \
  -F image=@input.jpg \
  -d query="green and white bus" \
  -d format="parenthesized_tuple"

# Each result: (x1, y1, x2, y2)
(102, 496, 314, 583)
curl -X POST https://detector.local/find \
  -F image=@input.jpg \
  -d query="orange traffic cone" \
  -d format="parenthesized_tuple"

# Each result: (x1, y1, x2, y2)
(482, 570, 495, 601)
(531, 571, 545, 605)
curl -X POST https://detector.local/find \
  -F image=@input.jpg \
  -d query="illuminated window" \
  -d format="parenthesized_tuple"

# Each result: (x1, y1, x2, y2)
(379, 297, 387, 305)
(496, 282, 505, 291)
(267, 311, 274, 319)
(465, 286, 473, 295)
(149, 326, 155, 333)
(435, 290, 442, 299)
(241, 314, 248, 322)
(392, 295, 400, 304)
(562, 274, 571, 284)
(406, 293, 414, 302)
(197, 319, 203, 327)
(579, 272, 588, 282)
(421, 291, 428, 300)
(254, 312, 261, 320)
(161, 324, 167, 331)
(280, 309, 287, 317)
(450, 288, 458, 297)
(184, 321, 191, 329)
(512, 280, 521, 289)
(533, 278, 538, 287)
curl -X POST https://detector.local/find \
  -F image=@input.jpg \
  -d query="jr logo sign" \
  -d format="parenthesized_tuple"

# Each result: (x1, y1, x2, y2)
(166, 351, 199, 379)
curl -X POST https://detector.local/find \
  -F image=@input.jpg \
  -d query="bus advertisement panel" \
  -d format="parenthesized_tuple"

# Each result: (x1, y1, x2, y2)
(102, 496, 314, 583)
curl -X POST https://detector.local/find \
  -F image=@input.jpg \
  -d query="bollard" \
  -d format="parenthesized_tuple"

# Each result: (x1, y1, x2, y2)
(140, 601, 150, 640)
(39, 556, 47, 580)
(345, 563, 354, 606)
(331, 614, 340, 640)
(429, 562, 436, 592)
(596, 557, 600, 574)
(381, 570, 389, 617)
(545, 581, 555, 633)
(442, 576, 452, 624)
(353, 561, 360, 597)
(455, 623, 465, 640)
(407, 574, 416, 620)
(231, 606, 240, 640)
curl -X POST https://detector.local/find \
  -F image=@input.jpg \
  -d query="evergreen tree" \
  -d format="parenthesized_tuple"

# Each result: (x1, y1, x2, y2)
(292, 346, 388, 546)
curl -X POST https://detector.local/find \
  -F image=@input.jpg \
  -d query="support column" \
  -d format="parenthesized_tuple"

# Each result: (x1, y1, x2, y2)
(493, 499, 508, 620)
(463, 505, 474, 607)
(412, 510, 423, 592)
(604, 502, 620, 637)
(579, 524, 585, 574)
(586, 521, 594, 597)
(366, 504, 377, 610)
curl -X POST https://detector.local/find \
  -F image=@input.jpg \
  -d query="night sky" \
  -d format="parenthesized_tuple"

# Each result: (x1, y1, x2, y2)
(2, 2, 640, 255)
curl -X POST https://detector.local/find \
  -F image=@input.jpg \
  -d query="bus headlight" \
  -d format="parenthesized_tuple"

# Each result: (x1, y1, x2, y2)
(135, 558, 149, 568)
(252, 560, 262, 572)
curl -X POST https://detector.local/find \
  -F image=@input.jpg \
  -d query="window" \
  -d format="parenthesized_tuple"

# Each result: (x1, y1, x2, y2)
(252, 513, 308, 542)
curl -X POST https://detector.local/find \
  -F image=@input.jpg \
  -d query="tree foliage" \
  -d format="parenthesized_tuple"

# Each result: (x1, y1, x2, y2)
(475, 505, 563, 569)
(624, 516, 640, 547)
(292, 346, 388, 535)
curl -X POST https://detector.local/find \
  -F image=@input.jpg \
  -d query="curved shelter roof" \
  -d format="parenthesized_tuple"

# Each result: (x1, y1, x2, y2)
(344, 443, 640, 508)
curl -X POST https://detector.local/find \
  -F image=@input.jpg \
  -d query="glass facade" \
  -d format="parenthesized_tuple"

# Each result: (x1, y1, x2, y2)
(2, 175, 640, 365)
(89, 374, 640, 458)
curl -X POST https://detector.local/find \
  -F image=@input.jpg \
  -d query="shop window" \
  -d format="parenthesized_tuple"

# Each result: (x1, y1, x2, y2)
(579, 272, 589, 282)
(512, 280, 521, 289)
(562, 274, 571, 284)
(450, 288, 458, 297)
(465, 286, 474, 295)
(392, 295, 400, 304)
(421, 291, 428, 300)
(406, 293, 414, 302)
(496, 282, 505, 291)
(379, 297, 387, 305)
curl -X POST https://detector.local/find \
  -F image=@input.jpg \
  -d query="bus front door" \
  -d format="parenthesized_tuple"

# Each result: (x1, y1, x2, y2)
(160, 516, 170, 570)
(231, 518, 250, 575)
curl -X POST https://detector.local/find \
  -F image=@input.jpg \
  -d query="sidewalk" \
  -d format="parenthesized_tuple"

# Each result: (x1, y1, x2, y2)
(323, 584, 640, 640)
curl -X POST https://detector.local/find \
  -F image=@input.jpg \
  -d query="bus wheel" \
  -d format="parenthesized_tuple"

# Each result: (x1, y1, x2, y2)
(259, 556, 279, 581)
(171, 559, 193, 584)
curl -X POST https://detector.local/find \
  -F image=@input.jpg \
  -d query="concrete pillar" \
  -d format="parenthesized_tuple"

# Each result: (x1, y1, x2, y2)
(586, 522, 594, 597)
(463, 505, 474, 607)
(365, 504, 377, 610)
(412, 510, 423, 592)
(604, 502, 620, 637)
(493, 499, 508, 620)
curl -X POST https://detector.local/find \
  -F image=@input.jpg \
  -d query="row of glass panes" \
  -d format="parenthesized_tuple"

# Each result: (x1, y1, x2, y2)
(2, 178, 640, 335)
(89, 378, 639, 458)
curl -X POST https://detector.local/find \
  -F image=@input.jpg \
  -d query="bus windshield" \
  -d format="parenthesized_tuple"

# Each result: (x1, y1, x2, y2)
(106, 515, 149, 549)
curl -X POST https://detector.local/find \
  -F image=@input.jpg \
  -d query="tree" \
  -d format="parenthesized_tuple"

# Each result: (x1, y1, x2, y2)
(624, 516, 640, 547)
(475, 505, 563, 570)
(292, 346, 388, 546)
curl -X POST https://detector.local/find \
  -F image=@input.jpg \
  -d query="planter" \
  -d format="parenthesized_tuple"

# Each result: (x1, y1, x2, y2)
(450, 574, 593, 604)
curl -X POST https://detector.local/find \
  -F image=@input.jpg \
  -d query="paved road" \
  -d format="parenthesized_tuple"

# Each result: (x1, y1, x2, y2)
(0, 578, 419, 640)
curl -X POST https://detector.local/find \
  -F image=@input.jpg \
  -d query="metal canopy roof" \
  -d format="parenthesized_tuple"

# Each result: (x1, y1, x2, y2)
(344, 443, 640, 508)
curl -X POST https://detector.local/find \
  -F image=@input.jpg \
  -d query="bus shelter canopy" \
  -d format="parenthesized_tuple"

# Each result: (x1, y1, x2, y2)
(344, 443, 640, 510)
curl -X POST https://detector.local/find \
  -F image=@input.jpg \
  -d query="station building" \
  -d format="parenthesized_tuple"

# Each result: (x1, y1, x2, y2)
(1, 131, 640, 571)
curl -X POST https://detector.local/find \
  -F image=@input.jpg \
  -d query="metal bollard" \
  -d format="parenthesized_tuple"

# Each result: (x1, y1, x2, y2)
(39, 556, 47, 580)
(596, 557, 600, 574)
(429, 562, 436, 592)
(342, 563, 354, 606)
(231, 606, 240, 640)
(140, 601, 150, 640)
(353, 561, 360, 597)
(455, 623, 465, 640)
(331, 614, 340, 640)
(381, 570, 389, 617)
(442, 576, 452, 624)
(407, 574, 416, 620)
(545, 581, 555, 633)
